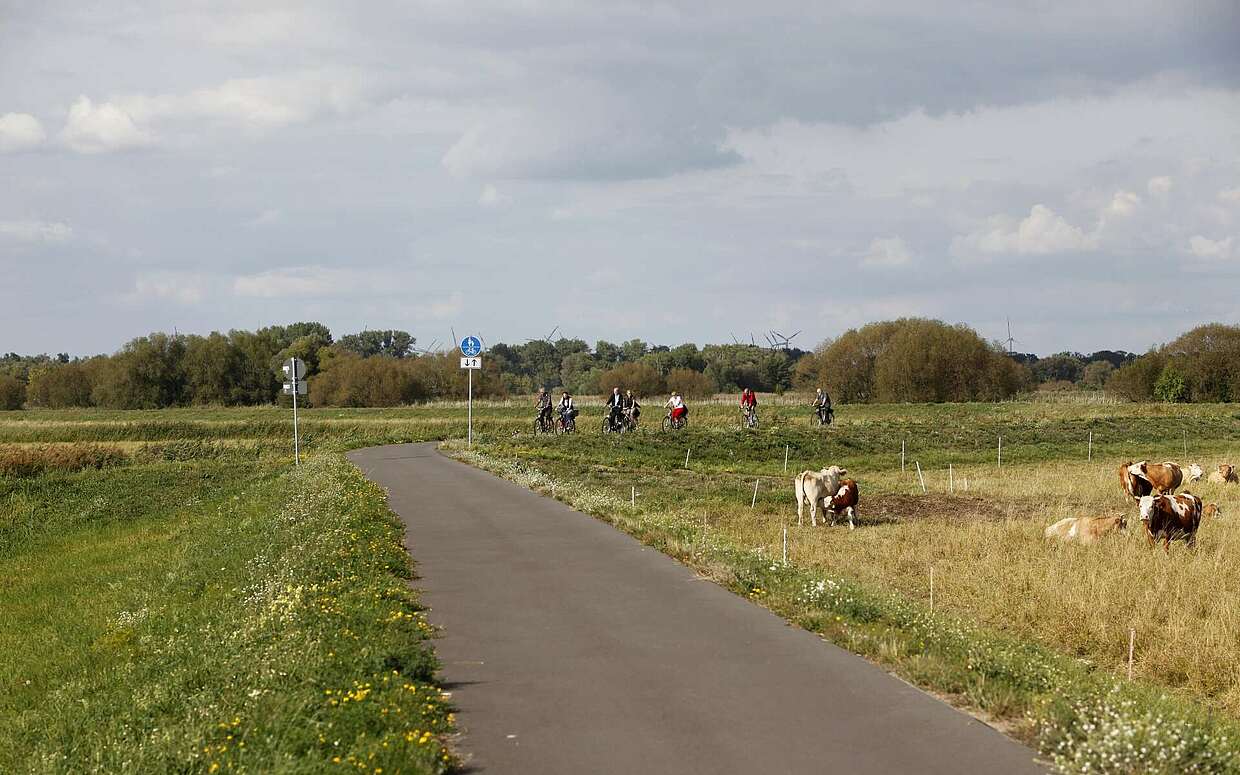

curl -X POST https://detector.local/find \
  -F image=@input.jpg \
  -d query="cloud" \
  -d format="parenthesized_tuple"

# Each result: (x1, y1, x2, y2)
(1105, 190, 1141, 218)
(1219, 188, 1240, 204)
(478, 184, 509, 207)
(0, 113, 45, 152)
(231, 266, 389, 298)
(860, 236, 913, 268)
(61, 96, 153, 153)
(246, 209, 283, 227)
(0, 219, 73, 243)
(952, 205, 1098, 260)
(1188, 235, 1235, 261)
(128, 272, 208, 304)
(1147, 175, 1173, 196)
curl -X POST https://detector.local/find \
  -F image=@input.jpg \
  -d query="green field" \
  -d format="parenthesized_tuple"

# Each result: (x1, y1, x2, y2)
(4, 397, 1240, 773)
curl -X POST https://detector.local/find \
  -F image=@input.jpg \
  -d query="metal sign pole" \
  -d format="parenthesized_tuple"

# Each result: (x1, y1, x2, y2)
(292, 381, 300, 466)
(468, 366, 473, 448)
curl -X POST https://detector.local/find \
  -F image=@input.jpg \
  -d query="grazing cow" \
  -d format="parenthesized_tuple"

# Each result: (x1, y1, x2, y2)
(1207, 464, 1238, 485)
(1203, 503, 1224, 523)
(824, 478, 860, 530)
(1043, 515, 1127, 546)
(1187, 463, 1204, 482)
(794, 465, 847, 527)
(1138, 493, 1204, 551)
(1120, 461, 1183, 499)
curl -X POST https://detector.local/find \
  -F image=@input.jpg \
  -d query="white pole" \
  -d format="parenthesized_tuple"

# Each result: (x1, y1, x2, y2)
(631, 486, 635, 506)
(998, 435, 1002, 469)
(1182, 430, 1187, 459)
(964, 476, 969, 492)
(292, 379, 300, 467)
(467, 367, 474, 448)
(901, 439, 906, 472)
(784, 444, 789, 474)
(751, 479, 760, 509)
(1128, 628, 1135, 680)
(1088, 430, 1092, 462)
(930, 566, 935, 611)
(916, 461, 926, 494)
(782, 526, 788, 565)
(949, 463, 954, 493)
(684, 448, 691, 469)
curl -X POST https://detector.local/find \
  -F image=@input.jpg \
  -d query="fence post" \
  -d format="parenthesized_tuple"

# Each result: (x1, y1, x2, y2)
(1088, 430, 1092, 462)
(784, 444, 790, 474)
(631, 486, 635, 506)
(930, 566, 935, 611)
(998, 435, 1002, 469)
(916, 461, 927, 494)
(685, 448, 691, 469)
(901, 439, 906, 472)
(782, 525, 788, 565)
(949, 463, 954, 493)
(1128, 628, 1135, 680)
(751, 479, 760, 509)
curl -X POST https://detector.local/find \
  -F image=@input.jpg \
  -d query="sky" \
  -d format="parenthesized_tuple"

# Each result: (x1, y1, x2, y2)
(1, 1, 1238, 357)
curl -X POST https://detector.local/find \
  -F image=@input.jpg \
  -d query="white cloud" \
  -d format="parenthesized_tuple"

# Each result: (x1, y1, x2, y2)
(61, 96, 153, 153)
(246, 209, 283, 227)
(129, 272, 208, 304)
(860, 236, 913, 268)
(1105, 190, 1140, 218)
(0, 113, 45, 152)
(952, 204, 1098, 260)
(479, 184, 509, 207)
(1147, 175, 1173, 196)
(231, 266, 388, 298)
(1188, 235, 1235, 261)
(0, 219, 73, 243)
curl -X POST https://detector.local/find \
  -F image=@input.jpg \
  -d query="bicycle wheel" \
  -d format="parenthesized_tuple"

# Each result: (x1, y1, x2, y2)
(662, 415, 672, 432)
(601, 415, 612, 434)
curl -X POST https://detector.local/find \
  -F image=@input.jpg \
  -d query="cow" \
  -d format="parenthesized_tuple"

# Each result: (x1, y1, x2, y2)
(1207, 464, 1237, 485)
(824, 478, 860, 530)
(1138, 492, 1205, 551)
(1187, 463, 1204, 483)
(1044, 514, 1127, 546)
(1203, 503, 1224, 523)
(794, 465, 847, 527)
(1119, 461, 1182, 500)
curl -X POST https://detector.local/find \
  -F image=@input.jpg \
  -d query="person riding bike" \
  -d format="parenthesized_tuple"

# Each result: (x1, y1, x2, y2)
(536, 387, 553, 429)
(665, 391, 688, 424)
(813, 387, 834, 425)
(622, 389, 641, 428)
(605, 386, 625, 431)
(740, 387, 758, 416)
(558, 391, 578, 428)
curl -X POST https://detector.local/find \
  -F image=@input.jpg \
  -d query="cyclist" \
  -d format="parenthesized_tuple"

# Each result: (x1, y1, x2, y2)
(665, 391, 687, 425)
(535, 387, 553, 429)
(558, 391, 578, 428)
(622, 389, 641, 428)
(813, 387, 833, 425)
(605, 386, 625, 431)
(740, 387, 758, 424)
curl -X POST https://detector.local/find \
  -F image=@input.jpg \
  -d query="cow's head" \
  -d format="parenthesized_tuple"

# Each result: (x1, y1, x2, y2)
(1204, 503, 1223, 521)
(821, 465, 847, 478)
(1221, 464, 1235, 479)
(1114, 514, 1128, 530)
(1138, 495, 1157, 521)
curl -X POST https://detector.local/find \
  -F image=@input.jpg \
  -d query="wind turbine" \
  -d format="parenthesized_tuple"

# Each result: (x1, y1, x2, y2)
(1004, 318, 1018, 354)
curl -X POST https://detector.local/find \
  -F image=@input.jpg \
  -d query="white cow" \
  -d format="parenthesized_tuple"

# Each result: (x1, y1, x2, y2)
(794, 465, 847, 527)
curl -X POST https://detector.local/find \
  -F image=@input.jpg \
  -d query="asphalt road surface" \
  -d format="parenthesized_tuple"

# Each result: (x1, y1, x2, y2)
(348, 443, 1046, 774)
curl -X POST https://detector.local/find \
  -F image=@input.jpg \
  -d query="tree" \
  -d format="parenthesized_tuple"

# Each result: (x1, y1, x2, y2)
(1154, 365, 1188, 403)
(1080, 360, 1115, 390)
(667, 368, 716, 398)
(26, 361, 96, 407)
(596, 362, 666, 398)
(0, 373, 24, 410)
(337, 330, 414, 359)
(91, 333, 187, 409)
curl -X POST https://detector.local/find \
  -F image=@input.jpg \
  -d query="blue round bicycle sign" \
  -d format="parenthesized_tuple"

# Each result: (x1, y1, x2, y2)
(460, 336, 482, 357)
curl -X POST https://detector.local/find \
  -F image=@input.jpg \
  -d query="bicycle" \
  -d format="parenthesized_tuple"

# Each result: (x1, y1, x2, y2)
(601, 409, 625, 434)
(741, 405, 758, 429)
(534, 410, 555, 434)
(556, 410, 576, 434)
(813, 406, 834, 426)
(662, 411, 688, 432)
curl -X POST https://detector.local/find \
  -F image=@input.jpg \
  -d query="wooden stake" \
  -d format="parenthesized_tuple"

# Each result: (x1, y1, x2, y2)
(783, 444, 790, 474)
(1183, 430, 1187, 459)
(916, 461, 927, 494)
(930, 566, 935, 611)
(1088, 430, 1092, 462)
(998, 435, 1002, 468)
(901, 439, 906, 472)
(684, 448, 691, 469)
(1128, 628, 1135, 680)
(949, 463, 954, 493)
(782, 526, 788, 565)
(751, 479, 760, 509)
(631, 486, 635, 506)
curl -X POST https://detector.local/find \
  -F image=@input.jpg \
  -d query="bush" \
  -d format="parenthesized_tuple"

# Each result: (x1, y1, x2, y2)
(666, 367, 717, 398)
(1154, 365, 1188, 403)
(310, 353, 428, 407)
(0, 374, 24, 410)
(596, 362, 667, 399)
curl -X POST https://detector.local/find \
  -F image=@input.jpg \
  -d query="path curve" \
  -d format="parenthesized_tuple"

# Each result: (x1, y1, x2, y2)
(348, 443, 1046, 774)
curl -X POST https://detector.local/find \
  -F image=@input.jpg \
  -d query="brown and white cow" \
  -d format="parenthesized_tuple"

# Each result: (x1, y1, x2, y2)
(1119, 461, 1182, 500)
(1207, 464, 1237, 485)
(1187, 463, 1204, 482)
(824, 478, 860, 530)
(1043, 514, 1127, 546)
(1138, 492, 1205, 551)
(794, 465, 847, 527)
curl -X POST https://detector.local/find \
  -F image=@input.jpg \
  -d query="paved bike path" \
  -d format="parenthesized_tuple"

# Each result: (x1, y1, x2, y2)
(348, 443, 1046, 774)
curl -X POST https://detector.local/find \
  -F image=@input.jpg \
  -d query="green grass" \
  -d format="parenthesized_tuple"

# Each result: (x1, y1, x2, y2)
(1, 439, 453, 772)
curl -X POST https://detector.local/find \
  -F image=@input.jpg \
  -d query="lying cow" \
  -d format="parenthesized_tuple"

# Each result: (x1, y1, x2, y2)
(824, 478, 860, 530)
(1187, 463, 1204, 482)
(1207, 464, 1238, 484)
(1044, 515, 1127, 546)
(1138, 492, 1208, 551)
(1119, 461, 1182, 500)
(794, 465, 847, 527)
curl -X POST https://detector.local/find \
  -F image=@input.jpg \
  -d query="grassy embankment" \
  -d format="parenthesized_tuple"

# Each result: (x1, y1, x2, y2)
(0, 407, 480, 774)
(443, 396, 1240, 773)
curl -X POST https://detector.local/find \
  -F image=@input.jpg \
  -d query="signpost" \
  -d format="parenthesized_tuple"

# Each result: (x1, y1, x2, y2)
(459, 337, 482, 447)
(282, 358, 306, 466)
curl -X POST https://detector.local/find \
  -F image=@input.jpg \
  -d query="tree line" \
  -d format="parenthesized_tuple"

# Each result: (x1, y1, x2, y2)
(0, 319, 1236, 410)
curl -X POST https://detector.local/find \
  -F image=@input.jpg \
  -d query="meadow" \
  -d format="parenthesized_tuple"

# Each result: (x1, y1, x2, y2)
(4, 397, 1240, 772)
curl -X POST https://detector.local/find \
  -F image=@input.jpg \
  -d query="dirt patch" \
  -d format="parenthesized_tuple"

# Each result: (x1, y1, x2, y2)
(862, 494, 1033, 525)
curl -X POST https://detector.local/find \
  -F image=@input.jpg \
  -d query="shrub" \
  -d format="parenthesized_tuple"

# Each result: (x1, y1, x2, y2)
(596, 362, 667, 398)
(666, 367, 717, 398)
(1154, 365, 1188, 403)
(0, 374, 24, 410)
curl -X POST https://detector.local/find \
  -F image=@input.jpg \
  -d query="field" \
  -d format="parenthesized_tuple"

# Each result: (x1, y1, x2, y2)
(4, 397, 1240, 772)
